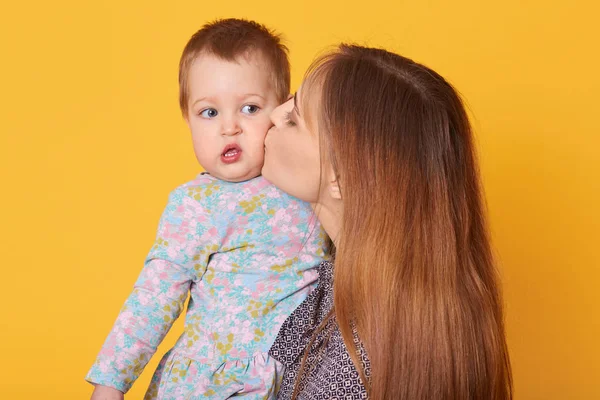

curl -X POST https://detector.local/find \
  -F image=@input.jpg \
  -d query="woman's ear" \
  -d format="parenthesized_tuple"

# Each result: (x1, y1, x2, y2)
(330, 180, 341, 200)
(326, 166, 342, 200)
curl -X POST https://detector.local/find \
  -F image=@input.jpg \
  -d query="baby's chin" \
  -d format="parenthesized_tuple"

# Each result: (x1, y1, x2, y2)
(205, 165, 263, 183)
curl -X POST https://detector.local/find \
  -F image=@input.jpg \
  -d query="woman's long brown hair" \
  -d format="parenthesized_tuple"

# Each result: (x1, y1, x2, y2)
(296, 45, 512, 399)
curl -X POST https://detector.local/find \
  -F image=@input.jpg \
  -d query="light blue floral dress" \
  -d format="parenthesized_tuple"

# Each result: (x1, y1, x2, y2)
(86, 174, 328, 399)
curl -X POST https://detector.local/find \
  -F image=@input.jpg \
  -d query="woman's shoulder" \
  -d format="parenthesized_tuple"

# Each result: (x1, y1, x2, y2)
(299, 321, 369, 399)
(269, 260, 370, 399)
(271, 308, 369, 398)
(270, 261, 334, 359)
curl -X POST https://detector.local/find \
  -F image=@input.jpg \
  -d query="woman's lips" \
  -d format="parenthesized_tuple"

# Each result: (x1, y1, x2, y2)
(221, 144, 242, 164)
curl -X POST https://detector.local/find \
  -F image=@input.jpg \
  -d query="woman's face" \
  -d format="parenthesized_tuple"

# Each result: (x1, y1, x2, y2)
(262, 89, 323, 204)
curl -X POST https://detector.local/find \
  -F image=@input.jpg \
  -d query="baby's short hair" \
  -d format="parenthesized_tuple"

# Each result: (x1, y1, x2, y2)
(179, 18, 291, 116)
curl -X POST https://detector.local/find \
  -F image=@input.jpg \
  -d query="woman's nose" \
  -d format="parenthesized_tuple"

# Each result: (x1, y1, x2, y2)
(265, 123, 275, 140)
(270, 103, 286, 126)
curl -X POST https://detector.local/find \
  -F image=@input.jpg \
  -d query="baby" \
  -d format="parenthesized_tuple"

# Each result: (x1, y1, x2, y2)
(86, 19, 327, 399)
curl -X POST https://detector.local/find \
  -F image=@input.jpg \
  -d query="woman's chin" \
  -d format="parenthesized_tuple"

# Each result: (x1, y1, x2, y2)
(261, 163, 274, 182)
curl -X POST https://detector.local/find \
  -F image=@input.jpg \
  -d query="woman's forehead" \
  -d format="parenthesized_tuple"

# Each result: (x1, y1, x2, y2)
(297, 79, 322, 129)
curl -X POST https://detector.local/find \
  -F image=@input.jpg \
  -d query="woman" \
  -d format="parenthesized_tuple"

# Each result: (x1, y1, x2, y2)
(263, 44, 513, 399)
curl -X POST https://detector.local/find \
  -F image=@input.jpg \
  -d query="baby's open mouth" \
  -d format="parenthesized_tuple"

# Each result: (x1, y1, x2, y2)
(221, 144, 242, 164)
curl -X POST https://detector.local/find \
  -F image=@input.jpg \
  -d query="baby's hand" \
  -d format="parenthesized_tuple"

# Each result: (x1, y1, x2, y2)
(90, 384, 124, 400)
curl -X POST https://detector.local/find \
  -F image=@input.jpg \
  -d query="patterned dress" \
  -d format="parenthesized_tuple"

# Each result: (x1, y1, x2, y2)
(86, 174, 328, 399)
(269, 261, 370, 399)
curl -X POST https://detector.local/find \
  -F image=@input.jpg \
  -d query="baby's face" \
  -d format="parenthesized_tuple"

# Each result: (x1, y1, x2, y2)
(185, 52, 280, 182)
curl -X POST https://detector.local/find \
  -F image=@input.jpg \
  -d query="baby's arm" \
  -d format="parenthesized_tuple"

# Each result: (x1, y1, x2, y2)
(90, 384, 124, 400)
(86, 188, 212, 395)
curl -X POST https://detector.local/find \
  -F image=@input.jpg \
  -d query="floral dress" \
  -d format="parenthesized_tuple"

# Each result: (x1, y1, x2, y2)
(86, 174, 328, 399)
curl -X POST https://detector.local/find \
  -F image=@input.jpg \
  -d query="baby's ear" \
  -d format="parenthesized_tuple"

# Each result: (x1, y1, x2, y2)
(183, 111, 191, 126)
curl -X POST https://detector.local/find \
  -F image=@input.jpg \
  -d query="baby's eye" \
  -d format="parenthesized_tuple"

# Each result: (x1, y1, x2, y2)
(241, 105, 260, 114)
(200, 108, 218, 118)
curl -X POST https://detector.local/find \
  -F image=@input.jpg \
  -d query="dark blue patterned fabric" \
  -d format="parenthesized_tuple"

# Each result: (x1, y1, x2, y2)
(270, 261, 370, 399)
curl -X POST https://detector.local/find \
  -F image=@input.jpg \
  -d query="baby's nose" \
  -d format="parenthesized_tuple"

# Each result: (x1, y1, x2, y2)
(221, 118, 242, 136)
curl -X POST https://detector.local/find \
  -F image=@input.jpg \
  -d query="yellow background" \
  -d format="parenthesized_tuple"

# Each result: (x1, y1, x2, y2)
(1, 0, 598, 398)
